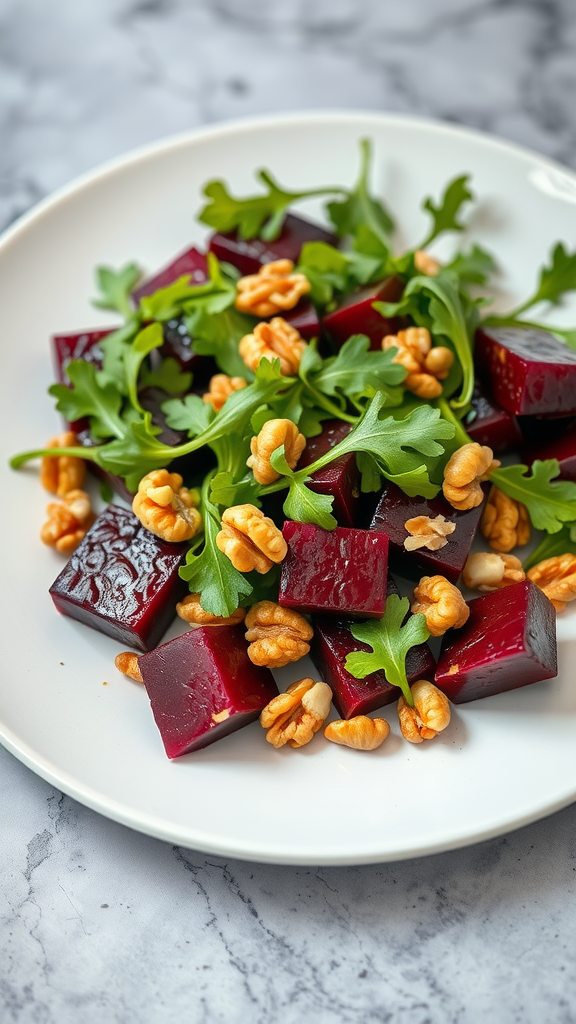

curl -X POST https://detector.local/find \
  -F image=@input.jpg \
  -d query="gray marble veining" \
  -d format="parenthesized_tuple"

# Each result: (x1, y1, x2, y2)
(2, 1, 576, 1021)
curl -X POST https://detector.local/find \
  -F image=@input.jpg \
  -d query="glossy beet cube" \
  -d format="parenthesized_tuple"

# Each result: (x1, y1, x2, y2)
(278, 521, 389, 618)
(297, 420, 359, 527)
(283, 297, 320, 341)
(463, 382, 522, 453)
(475, 325, 576, 416)
(521, 417, 576, 481)
(322, 277, 404, 350)
(310, 577, 436, 719)
(51, 327, 111, 384)
(209, 213, 337, 277)
(435, 580, 557, 704)
(49, 505, 187, 652)
(133, 245, 208, 304)
(139, 626, 278, 758)
(370, 482, 485, 584)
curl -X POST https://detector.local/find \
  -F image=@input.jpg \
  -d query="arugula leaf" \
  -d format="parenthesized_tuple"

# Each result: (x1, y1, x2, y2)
(209, 471, 262, 509)
(523, 525, 576, 571)
(49, 361, 125, 440)
(508, 243, 576, 317)
(444, 244, 497, 285)
(344, 596, 430, 706)
(198, 171, 346, 242)
(270, 446, 337, 530)
(139, 254, 237, 322)
(490, 460, 576, 534)
(327, 139, 394, 248)
(296, 242, 350, 308)
(162, 393, 213, 437)
(123, 323, 164, 413)
(187, 305, 255, 379)
(97, 320, 140, 394)
(93, 262, 141, 318)
(375, 271, 475, 410)
(179, 491, 253, 617)
(420, 175, 473, 248)
(306, 334, 406, 402)
(139, 357, 192, 396)
(355, 450, 382, 492)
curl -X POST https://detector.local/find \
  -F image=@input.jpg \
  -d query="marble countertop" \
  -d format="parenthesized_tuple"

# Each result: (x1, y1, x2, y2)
(2, 1, 576, 1021)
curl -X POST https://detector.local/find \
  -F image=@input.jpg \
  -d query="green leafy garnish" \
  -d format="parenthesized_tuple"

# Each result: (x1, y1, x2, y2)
(198, 171, 346, 242)
(123, 323, 164, 413)
(508, 243, 576, 317)
(187, 305, 255, 379)
(444, 244, 496, 286)
(93, 262, 141, 318)
(344, 595, 431, 706)
(139, 357, 192, 396)
(523, 525, 576, 571)
(490, 460, 576, 534)
(327, 139, 394, 248)
(49, 361, 125, 440)
(420, 175, 473, 248)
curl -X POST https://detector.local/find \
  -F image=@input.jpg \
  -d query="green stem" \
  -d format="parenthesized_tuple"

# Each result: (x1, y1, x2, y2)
(436, 397, 471, 447)
(302, 380, 357, 424)
(10, 445, 99, 469)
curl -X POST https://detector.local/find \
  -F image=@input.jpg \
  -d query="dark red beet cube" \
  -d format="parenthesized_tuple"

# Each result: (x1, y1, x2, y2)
(51, 327, 111, 384)
(159, 317, 217, 383)
(209, 213, 337, 277)
(435, 580, 556, 704)
(310, 577, 436, 718)
(133, 245, 208, 304)
(475, 325, 576, 416)
(139, 626, 278, 758)
(49, 505, 187, 652)
(282, 297, 320, 341)
(521, 417, 576, 481)
(370, 482, 485, 584)
(322, 277, 404, 351)
(297, 420, 359, 527)
(464, 382, 522, 453)
(278, 521, 389, 618)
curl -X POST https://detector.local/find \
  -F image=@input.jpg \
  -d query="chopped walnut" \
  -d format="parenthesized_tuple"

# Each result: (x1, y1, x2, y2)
(235, 259, 311, 317)
(260, 678, 332, 748)
(480, 486, 531, 552)
(132, 469, 201, 543)
(414, 250, 441, 276)
(239, 317, 307, 376)
(246, 418, 306, 485)
(324, 716, 390, 750)
(114, 651, 143, 683)
(382, 326, 453, 399)
(463, 552, 525, 593)
(442, 442, 499, 510)
(244, 601, 313, 668)
(40, 431, 86, 496)
(202, 374, 247, 411)
(176, 593, 246, 627)
(216, 504, 287, 574)
(404, 514, 456, 552)
(397, 680, 451, 743)
(212, 708, 231, 723)
(527, 554, 576, 612)
(40, 489, 95, 554)
(411, 575, 469, 636)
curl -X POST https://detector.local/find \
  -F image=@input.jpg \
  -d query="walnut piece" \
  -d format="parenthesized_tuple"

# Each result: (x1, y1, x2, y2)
(382, 326, 453, 399)
(202, 374, 247, 411)
(480, 485, 531, 552)
(397, 680, 451, 743)
(40, 431, 86, 496)
(244, 601, 313, 668)
(40, 489, 95, 554)
(414, 250, 441, 276)
(235, 259, 311, 317)
(176, 593, 246, 627)
(324, 716, 390, 750)
(216, 504, 287, 574)
(239, 317, 307, 376)
(260, 678, 332, 748)
(463, 552, 525, 593)
(527, 554, 576, 612)
(404, 514, 456, 552)
(114, 651, 143, 682)
(411, 575, 470, 636)
(132, 469, 201, 543)
(442, 442, 500, 510)
(246, 418, 306, 485)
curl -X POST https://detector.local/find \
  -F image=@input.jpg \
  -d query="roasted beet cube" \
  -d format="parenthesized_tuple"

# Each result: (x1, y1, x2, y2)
(209, 213, 337, 277)
(133, 245, 208, 304)
(297, 420, 359, 527)
(521, 417, 576, 481)
(322, 277, 404, 351)
(49, 505, 187, 652)
(311, 578, 436, 718)
(159, 317, 217, 383)
(282, 297, 320, 340)
(278, 521, 389, 618)
(475, 325, 576, 416)
(139, 626, 278, 758)
(51, 327, 111, 384)
(370, 482, 485, 584)
(464, 382, 522, 453)
(435, 580, 557, 704)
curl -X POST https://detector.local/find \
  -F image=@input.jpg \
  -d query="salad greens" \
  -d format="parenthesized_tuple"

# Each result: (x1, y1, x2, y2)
(344, 596, 431, 707)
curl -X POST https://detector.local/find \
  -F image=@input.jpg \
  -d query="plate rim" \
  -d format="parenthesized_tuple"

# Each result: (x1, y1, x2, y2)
(2, 109, 576, 865)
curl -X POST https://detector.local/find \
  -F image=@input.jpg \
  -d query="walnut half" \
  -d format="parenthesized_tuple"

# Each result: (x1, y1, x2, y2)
(324, 716, 390, 751)
(216, 504, 287, 574)
(397, 680, 451, 743)
(260, 678, 332, 748)
(245, 601, 313, 668)
(133, 469, 201, 543)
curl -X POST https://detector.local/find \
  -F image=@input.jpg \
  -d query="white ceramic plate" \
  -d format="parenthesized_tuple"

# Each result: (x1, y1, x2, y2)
(2, 112, 576, 866)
